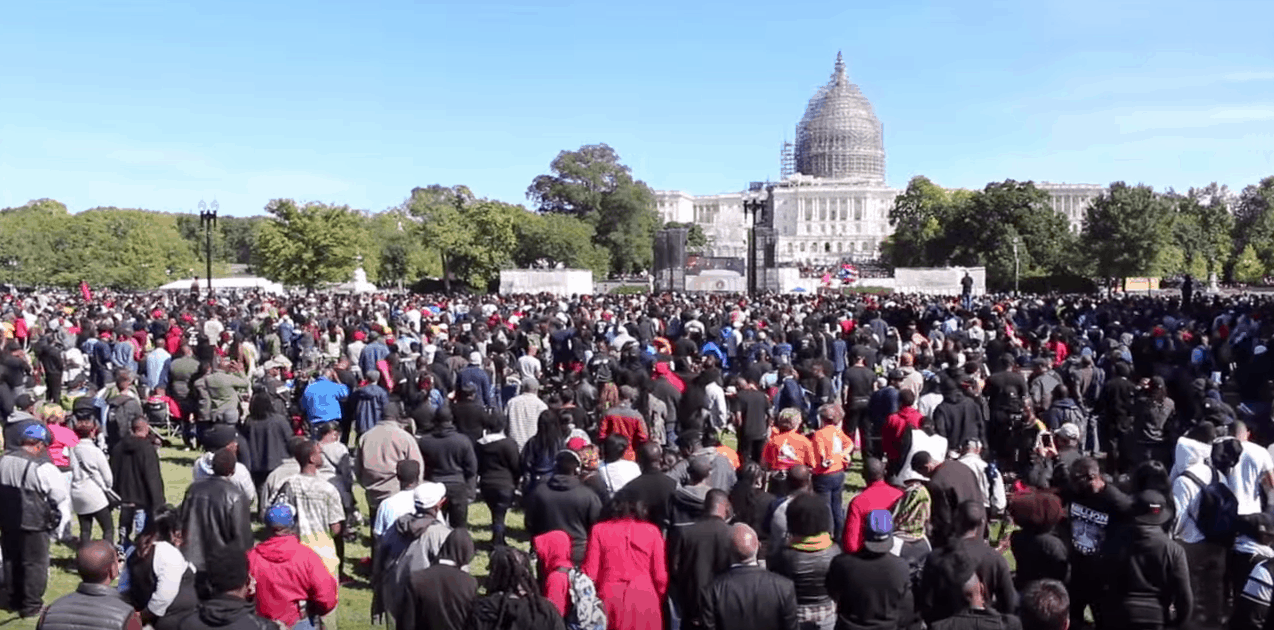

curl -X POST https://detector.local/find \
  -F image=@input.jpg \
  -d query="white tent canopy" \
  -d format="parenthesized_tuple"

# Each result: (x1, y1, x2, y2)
(158, 277, 285, 294)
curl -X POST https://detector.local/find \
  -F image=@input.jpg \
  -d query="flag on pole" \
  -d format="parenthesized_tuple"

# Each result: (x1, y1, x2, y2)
(838, 263, 858, 283)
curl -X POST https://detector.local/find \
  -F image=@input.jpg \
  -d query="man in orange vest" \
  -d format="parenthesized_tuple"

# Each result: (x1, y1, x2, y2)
(763, 408, 817, 495)
(812, 404, 855, 542)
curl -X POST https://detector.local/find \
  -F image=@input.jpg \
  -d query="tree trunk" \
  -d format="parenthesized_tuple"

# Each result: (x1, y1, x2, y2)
(441, 252, 452, 293)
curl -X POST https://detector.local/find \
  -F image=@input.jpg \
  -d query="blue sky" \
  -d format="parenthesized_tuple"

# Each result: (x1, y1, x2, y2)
(2, 0, 1272, 216)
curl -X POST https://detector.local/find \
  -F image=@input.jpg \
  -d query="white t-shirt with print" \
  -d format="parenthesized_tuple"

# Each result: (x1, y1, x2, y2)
(1227, 440, 1274, 516)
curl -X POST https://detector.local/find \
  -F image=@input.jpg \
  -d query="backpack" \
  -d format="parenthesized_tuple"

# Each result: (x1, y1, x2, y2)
(1183, 467, 1242, 544)
(561, 567, 607, 630)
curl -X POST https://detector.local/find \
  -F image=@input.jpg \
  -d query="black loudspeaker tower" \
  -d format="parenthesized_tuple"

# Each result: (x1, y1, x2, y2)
(654, 228, 688, 293)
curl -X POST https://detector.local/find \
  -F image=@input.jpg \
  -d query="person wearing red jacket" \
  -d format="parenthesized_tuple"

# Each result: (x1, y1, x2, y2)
(532, 530, 574, 616)
(882, 390, 924, 466)
(599, 386, 648, 461)
(247, 505, 338, 629)
(842, 457, 903, 553)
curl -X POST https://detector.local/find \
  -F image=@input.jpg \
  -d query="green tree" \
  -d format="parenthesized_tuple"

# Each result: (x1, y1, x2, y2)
(943, 180, 1073, 287)
(366, 210, 439, 289)
(0, 199, 69, 285)
(221, 216, 264, 265)
(1232, 176, 1274, 278)
(1234, 244, 1267, 284)
(883, 176, 968, 268)
(254, 199, 369, 289)
(527, 144, 659, 274)
(407, 185, 520, 290)
(1080, 182, 1174, 281)
(662, 222, 709, 252)
(1168, 184, 1233, 279)
(514, 213, 611, 279)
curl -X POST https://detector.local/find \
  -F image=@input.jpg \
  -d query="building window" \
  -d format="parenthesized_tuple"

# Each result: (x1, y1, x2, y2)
(799, 242, 806, 252)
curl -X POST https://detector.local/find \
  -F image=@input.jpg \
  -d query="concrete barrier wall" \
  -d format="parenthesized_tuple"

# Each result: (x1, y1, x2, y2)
(893, 267, 986, 295)
(498, 269, 594, 296)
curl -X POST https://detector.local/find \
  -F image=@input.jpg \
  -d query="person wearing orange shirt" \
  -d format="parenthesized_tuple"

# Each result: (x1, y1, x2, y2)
(811, 404, 855, 542)
(762, 408, 817, 495)
(704, 431, 741, 470)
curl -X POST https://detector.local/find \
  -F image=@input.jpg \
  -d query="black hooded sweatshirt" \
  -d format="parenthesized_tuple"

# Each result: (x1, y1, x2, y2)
(110, 433, 165, 508)
(525, 474, 602, 564)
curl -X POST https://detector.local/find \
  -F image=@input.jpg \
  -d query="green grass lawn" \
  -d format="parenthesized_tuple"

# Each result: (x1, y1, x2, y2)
(6, 440, 883, 630)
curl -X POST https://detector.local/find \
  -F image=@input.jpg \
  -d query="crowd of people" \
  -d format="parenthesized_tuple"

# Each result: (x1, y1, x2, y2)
(1, 284, 1273, 630)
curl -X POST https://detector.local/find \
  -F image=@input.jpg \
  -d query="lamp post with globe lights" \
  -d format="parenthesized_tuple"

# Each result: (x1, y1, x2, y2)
(199, 200, 218, 298)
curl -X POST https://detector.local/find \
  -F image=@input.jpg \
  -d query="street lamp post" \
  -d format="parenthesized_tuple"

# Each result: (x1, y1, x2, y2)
(199, 200, 218, 298)
(742, 196, 765, 297)
(1012, 237, 1020, 296)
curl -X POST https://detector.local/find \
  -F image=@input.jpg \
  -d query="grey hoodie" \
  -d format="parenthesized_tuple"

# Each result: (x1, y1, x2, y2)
(669, 483, 711, 529)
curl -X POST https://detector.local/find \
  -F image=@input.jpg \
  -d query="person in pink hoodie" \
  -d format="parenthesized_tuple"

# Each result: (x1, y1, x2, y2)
(247, 505, 339, 629)
(533, 530, 574, 616)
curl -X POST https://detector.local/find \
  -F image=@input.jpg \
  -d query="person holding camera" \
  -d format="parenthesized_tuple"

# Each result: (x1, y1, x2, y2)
(0, 424, 68, 617)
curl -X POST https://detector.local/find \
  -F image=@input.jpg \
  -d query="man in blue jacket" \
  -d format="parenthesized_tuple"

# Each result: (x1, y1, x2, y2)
(300, 366, 349, 430)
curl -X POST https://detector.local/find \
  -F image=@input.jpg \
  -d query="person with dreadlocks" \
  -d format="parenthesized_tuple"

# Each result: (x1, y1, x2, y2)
(468, 546, 565, 630)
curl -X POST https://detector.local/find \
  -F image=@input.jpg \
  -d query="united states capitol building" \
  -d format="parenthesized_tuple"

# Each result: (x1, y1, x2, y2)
(655, 53, 1105, 266)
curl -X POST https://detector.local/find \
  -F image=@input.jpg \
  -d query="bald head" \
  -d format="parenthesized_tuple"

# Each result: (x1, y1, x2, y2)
(77, 540, 118, 584)
(729, 524, 760, 564)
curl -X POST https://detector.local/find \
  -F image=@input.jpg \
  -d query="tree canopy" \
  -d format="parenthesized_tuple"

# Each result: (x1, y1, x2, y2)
(1079, 182, 1174, 280)
(527, 144, 659, 274)
(253, 199, 370, 290)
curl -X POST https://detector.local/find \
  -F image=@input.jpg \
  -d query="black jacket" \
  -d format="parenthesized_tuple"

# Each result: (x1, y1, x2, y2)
(984, 370, 1028, 415)
(37, 582, 139, 630)
(614, 471, 677, 530)
(771, 544, 838, 607)
(417, 424, 478, 486)
(525, 474, 602, 564)
(179, 477, 253, 572)
(826, 550, 915, 630)
(239, 414, 293, 475)
(476, 433, 520, 492)
(928, 608, 1022, 630)
(950, 538, 1017, 616)
(1009, 529, 1069, 587)
(1106, 524, 1193, 627)
(928, 462, 984, 547)
(933, 390, 984, 453)
(450, 401, 487, 442)
(173, 595, 276, 630)
(701, 564, 798, 630)
(667, 516, 733, 627)
(110, 434, 165, 508)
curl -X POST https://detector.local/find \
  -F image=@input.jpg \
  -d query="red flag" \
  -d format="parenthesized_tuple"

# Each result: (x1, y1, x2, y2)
(79, 280, 92, 303)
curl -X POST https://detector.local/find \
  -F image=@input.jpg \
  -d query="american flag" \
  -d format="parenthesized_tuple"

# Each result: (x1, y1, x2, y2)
(838, 263, 858, 283)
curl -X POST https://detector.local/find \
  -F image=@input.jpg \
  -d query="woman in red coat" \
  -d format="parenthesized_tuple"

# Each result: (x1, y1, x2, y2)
(582, 497, 668, 630)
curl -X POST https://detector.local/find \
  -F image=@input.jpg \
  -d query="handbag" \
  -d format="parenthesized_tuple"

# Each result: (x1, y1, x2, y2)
(73, 445, 122, 508)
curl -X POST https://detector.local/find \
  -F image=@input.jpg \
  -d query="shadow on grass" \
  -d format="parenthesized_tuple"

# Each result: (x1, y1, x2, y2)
(160, 453, 200, 467)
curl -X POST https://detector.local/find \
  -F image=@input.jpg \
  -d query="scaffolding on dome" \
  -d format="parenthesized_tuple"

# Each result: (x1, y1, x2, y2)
(779, 141, 795, 180)
(792, 52, 886, 184)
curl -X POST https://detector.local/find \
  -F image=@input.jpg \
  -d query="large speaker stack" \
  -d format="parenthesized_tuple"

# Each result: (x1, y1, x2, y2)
(654, 228, 688, 293)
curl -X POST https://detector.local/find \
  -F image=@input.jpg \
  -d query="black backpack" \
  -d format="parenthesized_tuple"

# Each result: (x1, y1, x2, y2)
(1182, 466, 1242, 544)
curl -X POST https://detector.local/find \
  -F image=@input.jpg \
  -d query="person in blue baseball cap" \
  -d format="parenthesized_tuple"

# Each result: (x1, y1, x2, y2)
(827, 509, 917, 629)
(0, 419, 68, 617)
(247, 503, 338, 629)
